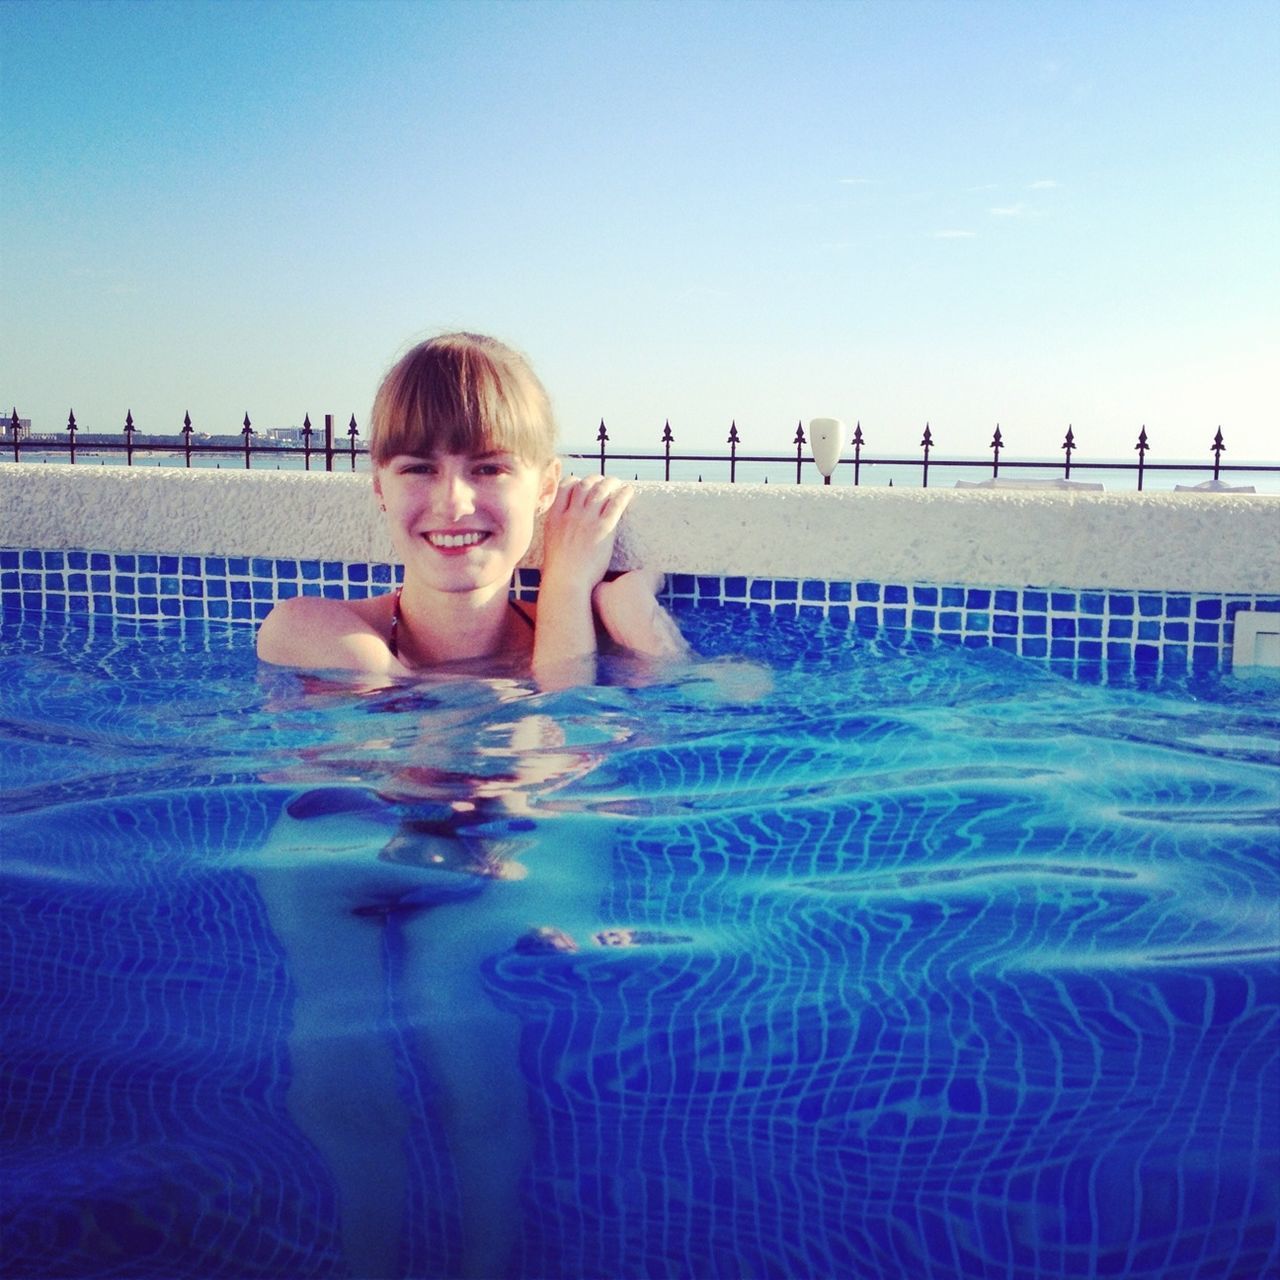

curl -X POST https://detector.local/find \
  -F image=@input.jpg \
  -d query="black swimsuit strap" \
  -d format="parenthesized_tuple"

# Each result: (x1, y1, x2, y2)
(388, 587, 533, 659)
(388, 586, 404, 658)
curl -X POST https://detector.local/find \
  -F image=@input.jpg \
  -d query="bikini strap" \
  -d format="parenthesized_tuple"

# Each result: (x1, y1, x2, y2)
(388, 586, 404, 658)
(508, 598, 535, 631)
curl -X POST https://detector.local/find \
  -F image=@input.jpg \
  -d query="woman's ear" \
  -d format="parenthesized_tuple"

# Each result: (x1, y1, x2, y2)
(372, 472, 385, 512)
(537, 458, 562, 514)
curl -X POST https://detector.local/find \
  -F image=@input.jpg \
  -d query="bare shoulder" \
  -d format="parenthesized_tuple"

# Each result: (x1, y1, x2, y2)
(256, 592, 401, 673)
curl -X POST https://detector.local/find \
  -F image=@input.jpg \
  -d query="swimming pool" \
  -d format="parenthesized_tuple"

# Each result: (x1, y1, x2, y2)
(2, 603, 1277, 1279)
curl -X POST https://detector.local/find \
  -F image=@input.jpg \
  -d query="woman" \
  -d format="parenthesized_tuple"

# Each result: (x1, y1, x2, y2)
(252, 333, 684, 1276)
(257, 331, 685, 684)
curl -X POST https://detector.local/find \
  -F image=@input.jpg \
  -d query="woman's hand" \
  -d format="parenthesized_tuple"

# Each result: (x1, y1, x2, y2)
(531, 475, 634, 688)
(538, 475, 635, 595)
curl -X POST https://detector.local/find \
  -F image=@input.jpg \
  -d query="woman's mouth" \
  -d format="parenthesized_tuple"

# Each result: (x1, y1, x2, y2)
(424, 530, 490, 550)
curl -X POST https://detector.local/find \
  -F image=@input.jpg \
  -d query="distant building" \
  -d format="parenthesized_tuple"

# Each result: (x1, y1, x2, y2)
(262, 427, 310, 444)
(3, 412, 32, 440)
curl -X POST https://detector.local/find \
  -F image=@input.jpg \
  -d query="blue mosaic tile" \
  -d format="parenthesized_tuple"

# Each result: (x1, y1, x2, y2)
(3, 545, 1276, 676)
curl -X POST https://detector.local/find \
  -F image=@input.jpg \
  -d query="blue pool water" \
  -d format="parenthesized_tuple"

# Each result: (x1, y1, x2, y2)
(2, 606, 1277, 1279)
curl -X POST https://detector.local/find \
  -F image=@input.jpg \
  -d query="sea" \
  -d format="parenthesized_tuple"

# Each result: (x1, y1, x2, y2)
(5, 447, 1277, 493)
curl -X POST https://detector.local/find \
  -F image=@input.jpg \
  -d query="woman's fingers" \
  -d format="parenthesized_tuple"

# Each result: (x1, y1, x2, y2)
(553, 476, 635, 528)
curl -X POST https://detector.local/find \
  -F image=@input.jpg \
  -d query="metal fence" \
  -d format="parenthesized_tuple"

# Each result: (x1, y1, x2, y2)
(5, 407, 1276, 491)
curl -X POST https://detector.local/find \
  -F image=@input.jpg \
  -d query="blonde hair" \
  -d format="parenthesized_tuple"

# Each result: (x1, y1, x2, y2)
(369, 332, 557, 467)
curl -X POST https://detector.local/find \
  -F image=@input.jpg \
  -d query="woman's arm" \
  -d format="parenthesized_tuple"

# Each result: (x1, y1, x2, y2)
(531, 475, 633, 686)
(592, 569, 689, 658)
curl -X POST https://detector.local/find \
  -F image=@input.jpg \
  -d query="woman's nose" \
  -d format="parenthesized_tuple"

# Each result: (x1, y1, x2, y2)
(437, 472, 476, 518)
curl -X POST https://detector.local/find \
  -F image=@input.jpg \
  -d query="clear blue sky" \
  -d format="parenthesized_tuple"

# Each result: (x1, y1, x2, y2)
(3, 0, 1276, 462)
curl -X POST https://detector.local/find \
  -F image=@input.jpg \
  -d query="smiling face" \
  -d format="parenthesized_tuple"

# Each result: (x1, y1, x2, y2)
(375, 449, 560, 595)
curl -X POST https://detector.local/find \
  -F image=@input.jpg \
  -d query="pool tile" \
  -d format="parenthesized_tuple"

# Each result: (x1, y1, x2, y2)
(3, 546, 1267, 676)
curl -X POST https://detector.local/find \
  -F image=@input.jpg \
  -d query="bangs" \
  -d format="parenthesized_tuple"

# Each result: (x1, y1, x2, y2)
(371, 335, 556, 466)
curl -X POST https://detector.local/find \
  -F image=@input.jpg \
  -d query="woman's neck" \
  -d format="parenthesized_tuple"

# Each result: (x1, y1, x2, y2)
(393, 580, 525, 668)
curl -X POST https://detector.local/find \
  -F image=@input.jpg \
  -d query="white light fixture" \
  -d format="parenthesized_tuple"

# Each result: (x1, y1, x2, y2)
(809, 417, 847, 484)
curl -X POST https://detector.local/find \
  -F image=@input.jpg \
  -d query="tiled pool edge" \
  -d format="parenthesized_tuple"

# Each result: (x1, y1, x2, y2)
(3, 465, 1278, 675)
(4, 548, 1277, 676)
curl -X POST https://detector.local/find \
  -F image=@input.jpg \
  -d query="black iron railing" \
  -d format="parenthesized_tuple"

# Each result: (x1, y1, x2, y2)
(563, 419, 1275, 490)
(4, 407, 1276, 490)
(5, 409, 364, 471)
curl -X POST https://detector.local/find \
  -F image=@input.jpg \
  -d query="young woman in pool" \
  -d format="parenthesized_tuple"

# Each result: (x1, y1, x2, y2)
(257, 331, 686, 683)
(253, 332, 689, 1278)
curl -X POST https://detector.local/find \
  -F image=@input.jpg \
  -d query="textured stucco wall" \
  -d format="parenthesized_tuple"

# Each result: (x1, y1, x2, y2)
(2, 462, 1277, 594)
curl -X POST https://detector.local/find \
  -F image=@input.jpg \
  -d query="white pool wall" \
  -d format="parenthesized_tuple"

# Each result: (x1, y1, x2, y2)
(2, 464, 1277, 596)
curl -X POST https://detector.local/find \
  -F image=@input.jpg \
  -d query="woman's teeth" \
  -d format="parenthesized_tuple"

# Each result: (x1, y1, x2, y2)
(427, 531, 488, 549)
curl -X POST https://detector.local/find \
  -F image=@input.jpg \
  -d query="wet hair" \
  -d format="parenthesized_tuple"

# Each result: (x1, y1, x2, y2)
(369, 332, 557, 468)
